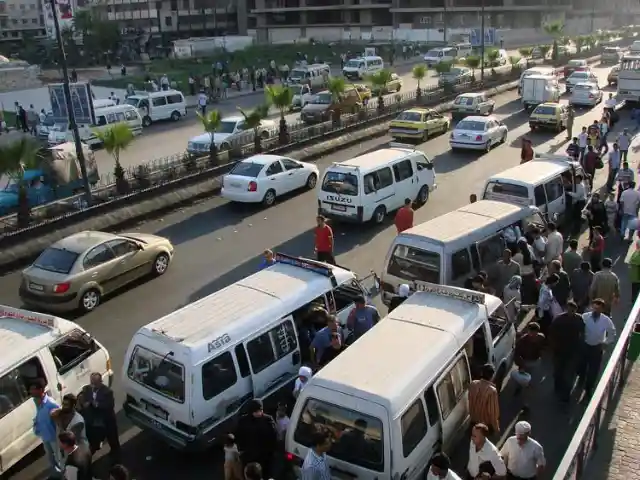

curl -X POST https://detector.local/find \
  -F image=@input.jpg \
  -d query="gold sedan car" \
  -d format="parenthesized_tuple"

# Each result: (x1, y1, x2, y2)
(19, 231, 174, 313)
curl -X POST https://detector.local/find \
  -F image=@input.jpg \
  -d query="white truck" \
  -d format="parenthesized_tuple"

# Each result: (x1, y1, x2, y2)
(618, 55, 640, 105)
(187, 115, 276, 154)
(521, 75, 560, 111)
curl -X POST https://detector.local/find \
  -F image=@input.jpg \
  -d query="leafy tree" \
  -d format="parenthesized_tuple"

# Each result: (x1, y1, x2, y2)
(509, 55, 522, 71)
(238, 104, 270, 154)
(92, 122, 134, 194)
(464, 55, 481, 75)
(0, 137, 41, 227)
(367, 69, 394, 110)
(518, 47, 533, 59)
(327, 77, 346, 124)
(412, 64, 427, 99)
(75, 8, 121, 63)
(434, 61, 452, 75)
(585, 35, 597, 50)
(543, 20, 564, 61)
(265, 85, 293, 146)
(539, 45, 552, 59)
(196, 109, 222, 165)
(485, 48, 500, 67)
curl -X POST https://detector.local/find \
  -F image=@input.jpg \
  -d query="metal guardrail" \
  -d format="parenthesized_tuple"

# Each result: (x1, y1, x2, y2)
(552, 295, 640, 479)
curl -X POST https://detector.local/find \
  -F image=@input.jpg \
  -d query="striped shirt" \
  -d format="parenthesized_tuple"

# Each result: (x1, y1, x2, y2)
(301, 449, 332, 480)
(468, 379, 500, 433)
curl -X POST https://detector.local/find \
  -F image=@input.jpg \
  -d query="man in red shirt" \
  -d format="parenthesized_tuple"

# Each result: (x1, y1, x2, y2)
(395, 198, 414, 234)
(314, 215, 335, 264)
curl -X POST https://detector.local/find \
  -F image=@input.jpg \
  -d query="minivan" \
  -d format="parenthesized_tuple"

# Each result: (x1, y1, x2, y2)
(423, 47, 458, 66)
(125, 89, 187, 127)
(342, 56, 384, 80)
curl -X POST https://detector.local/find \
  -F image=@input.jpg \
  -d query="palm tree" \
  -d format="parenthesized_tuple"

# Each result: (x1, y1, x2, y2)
(543, 20, 564, 62)
(509, 55, 522, 72)
(93, 122, 134, 194)
(464, 56, 481, 76)
(367, 69, 394, 110)
(265, 85, 293, 146)
(196, 109, 222, 165)
(0, 137, 41, 227)
(238, 104, 270, 153)
(412, 64, 427, 100)
(327, 77, 346, 124)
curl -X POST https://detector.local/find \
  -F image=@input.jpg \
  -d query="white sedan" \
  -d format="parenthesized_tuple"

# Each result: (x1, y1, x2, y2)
(449, 115, 508, 152)
(569, 82, 603, 107)
(221, 154, 319, 206)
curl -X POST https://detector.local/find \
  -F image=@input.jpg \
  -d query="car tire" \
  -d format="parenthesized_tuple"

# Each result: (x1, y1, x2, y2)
(170, 111, 181, 122)
(442, 122, 450, 134)
(153, 252, 170, 276)
(485, 140, 492, 153)
(79, 289, 101, 313)
(142, 116, 152, 127)
(500, 132, 507, 144)
(263, 189, 276, 207)
(306, 173, 317, 189)
(372, 206, 386, 224)
(417, 185, 429, 205)
(422, 129, 429, 142)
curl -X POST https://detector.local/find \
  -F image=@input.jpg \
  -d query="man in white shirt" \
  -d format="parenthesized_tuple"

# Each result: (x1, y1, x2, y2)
(605, 92, 617, 110)
(467, 423, 507, 479)
(620, 181, 640, 239)
(198, 91, 208, 115)
(578, 126, 588, 161)
(577, 299, 617, 400)
(617, 128, 632, 163)
(428, 452, 462, 480)
(501, 421, 545, 480)
(544, 222, 563, 265)
(606, 143, 621, 192)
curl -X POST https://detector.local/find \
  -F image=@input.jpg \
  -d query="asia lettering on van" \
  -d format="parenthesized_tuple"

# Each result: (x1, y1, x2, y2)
(285, 284, 517, 480)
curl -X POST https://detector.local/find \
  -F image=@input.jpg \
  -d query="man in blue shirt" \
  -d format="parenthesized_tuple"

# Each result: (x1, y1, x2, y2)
(30, 378, 62, 477)
(310, 315, 343, 365)
(258, 249, 276, 270)
(347, 296, 381, 341)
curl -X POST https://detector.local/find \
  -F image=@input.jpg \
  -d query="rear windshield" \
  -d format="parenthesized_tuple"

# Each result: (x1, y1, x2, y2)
(454, 96, 474, 105)
(322, 171, 358, 196)
(532, 106, 556, 115)
(229, 162, 263, 177)
(294, 398, 384, 472)
(484, 181, 529, 198)
(395, 111, 422, 122)
(456, 120, 485, 131)
(33, 248, 79, 274)
(127, 346, 185, 403)
(387, 244, 440, 284)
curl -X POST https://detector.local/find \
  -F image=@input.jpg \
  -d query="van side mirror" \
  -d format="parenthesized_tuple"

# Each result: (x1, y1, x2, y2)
(426, 163, 434, 170)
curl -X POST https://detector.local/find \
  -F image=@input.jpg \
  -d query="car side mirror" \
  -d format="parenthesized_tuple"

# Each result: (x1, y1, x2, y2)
(426, 163, 434, 170)
(137, 243, 144, 250)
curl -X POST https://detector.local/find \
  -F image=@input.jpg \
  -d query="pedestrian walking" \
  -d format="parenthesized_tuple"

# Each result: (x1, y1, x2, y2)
(549, 301, 584, 402)
(224, 433, 244, 480)
(616, 161, 634, 202)
(548, 260, 571, 310)
(582, 146, 600, 190)
(587, 226, 605, 272)
(544, 222, 563, 266)
(236, 399, 278, 478)
(490, 249, 520, 296)
(589, 257, 620, 315)
(394, 198, 414, 233)
(513, 239, 537, 305)
(293, 366, 313, 399)
(428, 452, 463, 480)
(566, 137, 580, 160)
(570, 261, 594, 312)
(198, 90, 208, 115)
(347, 296, 380, 341)
(108, 465, 131, 480)
(567, 176, 587, 236)
(620, 181, 640, 240)
(630, 240, 640, 301)
(30, 378, 61, 477)
(500, 421, 546, 480)
(503, 275, 522, 320)
(301, 426, 333, 480)
(467, 423, 507, 480)
(78, 372, 121, 460)
(562, 239, 582, 275)
(578, 126, 588, 161)
(314, 215, 335, 264)
(606, 143, 621, 192)
(310, 315, 344, 366)
(617, 128, 632, 162)
(566, 105, 574, 139)
(51, 393, 89, 449)
(388, 283, 411, 312)
(468, 364, 500, 438)
(577, 299, 616, 401)
(58, 431, 93, 480)
(536, 275, 559, 334)
(520, 138, 534, 164)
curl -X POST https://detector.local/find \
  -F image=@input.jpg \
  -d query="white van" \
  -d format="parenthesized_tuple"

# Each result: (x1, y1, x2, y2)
(380, 200, 546, 304)
(630, 40, 640, 53)
(285, 284, 517, 480)
(121, 253, 377, 451)
(482, 158, 587, 226)
(124, 89, 187, 127)
(521, 75, 561, 110)
(518, 66, 557, 95)
(0, 305, 112, 475)
(48, 104, 143, 147)
(423, 47, 459, 66)
(342, 56, 384, 80)
(318, 144, 437, 224)
(93, 98, 117, 109)
(289, 63, 331, 89)
(454, 42, 473, 58)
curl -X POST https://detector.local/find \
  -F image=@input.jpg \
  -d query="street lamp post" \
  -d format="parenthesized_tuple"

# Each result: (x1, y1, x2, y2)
(49, 0, 92, 206)
(480, 0, 486, 81)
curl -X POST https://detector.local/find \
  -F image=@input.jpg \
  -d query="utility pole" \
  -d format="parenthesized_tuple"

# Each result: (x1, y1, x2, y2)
(443, 0, 448, 44)
(49, 0, 92, 206)
(480, 0, 486, 81)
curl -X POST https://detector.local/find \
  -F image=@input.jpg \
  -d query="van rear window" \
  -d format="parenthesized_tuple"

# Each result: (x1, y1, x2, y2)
(322, 171, 358, 196)
(484, 181, 529, 198)
(294, 398, 384, 472)
(387, 245, 440, 284)
(127, 346, 185, 403)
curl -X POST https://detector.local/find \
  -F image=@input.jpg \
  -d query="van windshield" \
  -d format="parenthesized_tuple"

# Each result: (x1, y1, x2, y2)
(127, 346, 185, 403)
(345, 60, 364, 69)
(425, 49, 440, 57)
(322, 171, 358, 196)
(294, 398, 384, 472)
(484, 181, 529, 198)
(290, 69, 306, 79)
(387, 245, 440, 284)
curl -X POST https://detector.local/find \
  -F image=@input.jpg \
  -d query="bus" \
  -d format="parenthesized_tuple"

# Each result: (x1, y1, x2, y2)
(617, 54, 640, 104)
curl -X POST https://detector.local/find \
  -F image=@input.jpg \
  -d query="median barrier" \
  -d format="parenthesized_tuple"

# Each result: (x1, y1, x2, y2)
(0, 52, 611, 272)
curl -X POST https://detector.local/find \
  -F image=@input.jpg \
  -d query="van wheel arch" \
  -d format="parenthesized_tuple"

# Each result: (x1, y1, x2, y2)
(372, 205, 387, 224)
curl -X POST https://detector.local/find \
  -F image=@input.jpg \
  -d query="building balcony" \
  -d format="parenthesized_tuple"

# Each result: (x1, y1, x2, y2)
(252, 0, 390, 13)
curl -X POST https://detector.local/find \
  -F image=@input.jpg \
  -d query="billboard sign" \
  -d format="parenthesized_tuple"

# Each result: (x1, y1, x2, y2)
(48, 82, 96, 126)
(470, 28, 496, 47)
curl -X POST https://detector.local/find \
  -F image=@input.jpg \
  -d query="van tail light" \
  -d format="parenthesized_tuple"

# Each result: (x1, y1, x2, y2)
(475, 135, 483, 141)
(53, 283, 70, 294)
(248, 181, 258, 192)
(286, 452, 303, 467)
(588, 94, 594, 99)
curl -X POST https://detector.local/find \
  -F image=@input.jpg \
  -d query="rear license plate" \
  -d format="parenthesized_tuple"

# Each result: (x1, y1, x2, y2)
(29, 283, 44, 291)
(146, 404, 168, 420)
(230, 183, 241, 188)
(331, 204, 347, 212)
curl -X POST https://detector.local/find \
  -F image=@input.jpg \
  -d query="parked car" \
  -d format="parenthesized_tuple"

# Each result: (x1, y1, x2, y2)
(449, 115, 508, 152)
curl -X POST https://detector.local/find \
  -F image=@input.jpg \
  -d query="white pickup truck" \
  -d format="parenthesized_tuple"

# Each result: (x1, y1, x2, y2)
(187, 115, 276, 154)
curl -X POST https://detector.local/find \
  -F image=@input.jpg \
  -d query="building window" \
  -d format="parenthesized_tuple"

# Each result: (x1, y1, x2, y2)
(31, 18, 37, 23)
(19, 3, 24, 8)
(22, 18, 27, 23)
(155, 1, 161, 8)
(164, 15, 172, 26)
(30, 3, 35, 8)
(182, 0, 188, 8)
(170, 0, 177, 9)
(11, 30, 18, 36)
(11, 18, 17, 23)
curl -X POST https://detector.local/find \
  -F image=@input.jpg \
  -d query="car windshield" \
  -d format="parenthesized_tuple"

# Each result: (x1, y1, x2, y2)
(229, 162, 263, 177)
(124, 98, 140, 107)
(32, 247, 79, 274)
(448, 67, 464, 76)
(387, 244, 440, 284)
(312, 93, 332, 105)
(532, 105, 557, 115)
(322, 171, 358, 196)
(290, 68, 307, 78)
(346, 59, 364, 69)
(454, 96, 474, 105)
(127, 346, 185, 403)
(569, 72, 588, 80)
(395, 111, 422, 122)
(456, 120, 486, 131)
(218, 120, 239, 134)
(425, 49, 440, 57)
(293, 398, 384, 472)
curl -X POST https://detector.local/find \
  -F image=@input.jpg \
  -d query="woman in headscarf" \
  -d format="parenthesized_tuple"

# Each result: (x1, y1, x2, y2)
(292, 366, 313, 400)
(503, 275, 522, 320)
(512, 238, 538, 304)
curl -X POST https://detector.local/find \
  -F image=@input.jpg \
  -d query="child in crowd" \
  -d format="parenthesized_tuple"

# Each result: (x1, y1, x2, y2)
(223, 433, 243, 480)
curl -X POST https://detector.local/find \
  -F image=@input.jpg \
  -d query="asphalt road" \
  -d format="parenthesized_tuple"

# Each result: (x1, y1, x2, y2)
(4, 65, 629, 480)
(89, 55, 522, 176)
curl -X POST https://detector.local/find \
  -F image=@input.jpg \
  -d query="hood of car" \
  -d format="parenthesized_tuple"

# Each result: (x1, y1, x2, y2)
(188, 132, 232, 145)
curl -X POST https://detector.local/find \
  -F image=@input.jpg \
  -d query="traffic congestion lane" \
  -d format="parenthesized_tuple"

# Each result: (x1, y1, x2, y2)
(90, 59, 522, 173)
(4, 65, 615, 479)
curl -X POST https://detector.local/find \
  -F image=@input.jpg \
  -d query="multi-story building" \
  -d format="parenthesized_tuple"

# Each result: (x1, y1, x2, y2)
(0, 0, 45, 42)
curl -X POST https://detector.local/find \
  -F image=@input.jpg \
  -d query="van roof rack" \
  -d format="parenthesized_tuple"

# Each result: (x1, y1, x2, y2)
(0, 305, 59, 329)
(274, 253, 338, 287)
(414, 282, 486, 304)
(388, 142, 416, 150)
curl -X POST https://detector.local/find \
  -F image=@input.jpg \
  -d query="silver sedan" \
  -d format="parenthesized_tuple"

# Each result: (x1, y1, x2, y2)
(449, 115, 508, 153)
(569, 82, 603, 107)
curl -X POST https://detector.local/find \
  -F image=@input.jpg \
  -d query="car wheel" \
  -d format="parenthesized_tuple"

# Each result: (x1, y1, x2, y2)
(79, 289, 101, 313)
(442, 122, 450, 133)
(142, 116, 152, 127)
(306, 173, 317, 189)
(417, 185, 429, 205)
(500, 132, 507, 144)
(422, 129, 429, 142)
(372, 206, 386, 224)
(153, 252, 170, 276)
(263, 189, 276, 207)
(170, 111, 181, 121)
(485, 140, 492, 153)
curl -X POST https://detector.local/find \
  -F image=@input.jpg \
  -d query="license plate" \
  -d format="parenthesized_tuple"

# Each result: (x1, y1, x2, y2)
(331, 204, 347, 212)
(29, 283, 44, 291)
(230, 182, 241, 188)
(146, 404, 168, 420)
(460, 134, 469, 138)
